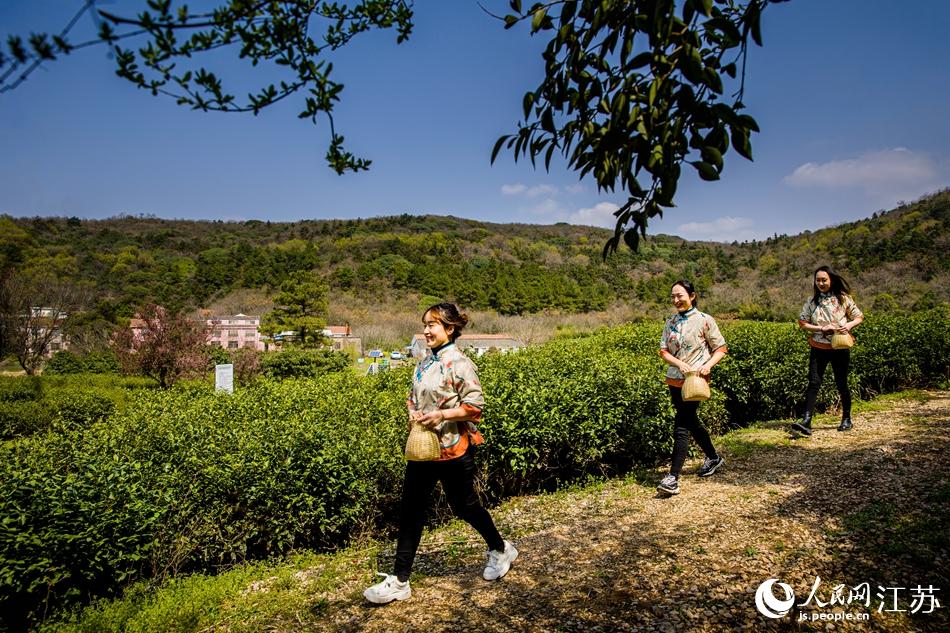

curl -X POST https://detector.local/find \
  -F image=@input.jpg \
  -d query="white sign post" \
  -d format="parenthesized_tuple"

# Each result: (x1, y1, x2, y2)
(215, 363, 234, 394)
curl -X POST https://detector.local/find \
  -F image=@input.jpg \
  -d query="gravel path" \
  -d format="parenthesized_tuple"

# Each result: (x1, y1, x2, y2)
(292, 393, 950, 632)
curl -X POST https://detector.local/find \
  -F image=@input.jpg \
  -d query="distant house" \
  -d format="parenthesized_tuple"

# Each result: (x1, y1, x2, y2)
(408, 333, 523, 360)
(206, 313, 266, 350)
(322, 323, 363, 355)
(28, 307, 69, 358)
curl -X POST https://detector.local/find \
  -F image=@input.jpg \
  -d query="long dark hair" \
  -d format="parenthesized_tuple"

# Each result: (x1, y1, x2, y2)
(422, 302, 469, 342)
(671, 279, 698, 309)
(812, 266, 851, 305)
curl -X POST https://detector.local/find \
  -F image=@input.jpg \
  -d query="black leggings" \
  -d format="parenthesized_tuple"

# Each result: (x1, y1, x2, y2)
(669, 386, 718, 477)
(804, 346, 851, 417)
(393, 446, 504, 581)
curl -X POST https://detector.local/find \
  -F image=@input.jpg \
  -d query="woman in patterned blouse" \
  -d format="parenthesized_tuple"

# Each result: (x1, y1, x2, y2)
(364, 303, 517, 604)
(791, 266, 864, 436)
(656, 280, 728, 497)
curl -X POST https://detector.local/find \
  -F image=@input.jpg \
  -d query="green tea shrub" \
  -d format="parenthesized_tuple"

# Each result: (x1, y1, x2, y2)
(47, 389, 117, 430)
(0, 400, 53, 438)
(0, 376, 41, 402)
(45, 351, 121, 375)
(1, 310, 947, 628)
(260, 349, 349, 379)
(44, 351, 85, 375)
(851, 306, 950, 395)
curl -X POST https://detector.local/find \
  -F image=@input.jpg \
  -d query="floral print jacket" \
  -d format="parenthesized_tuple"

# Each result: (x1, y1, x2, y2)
(408, 343, 484, 460)
(660, 308, 728, 387)
(798, 293, 863, 350)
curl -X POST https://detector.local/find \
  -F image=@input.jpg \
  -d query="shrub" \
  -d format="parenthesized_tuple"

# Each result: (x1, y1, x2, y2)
(259, 348, 349, 379)
(44, 351, 86, 375)
(0, 400, 53, 438)
(229, 347, 262, 386)
(0, 377, 41, 402)
(1, 310, 947, 629)
(47, 389, 117, 431)
(45, 351, 121, 375)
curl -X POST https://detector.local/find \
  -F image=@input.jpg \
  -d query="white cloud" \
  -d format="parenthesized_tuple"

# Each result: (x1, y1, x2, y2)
(501, 183, 527, 196)
(783, 148, 937, 192)
(523, 198, 566, 218)
(501, 183, 559, 197)
(565, 184, 586, 194)
(676, 216, 758, 243)
(567, 202, 620, 228)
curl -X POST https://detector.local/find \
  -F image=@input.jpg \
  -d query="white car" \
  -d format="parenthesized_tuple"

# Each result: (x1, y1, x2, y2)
(390, 351, 403, 360)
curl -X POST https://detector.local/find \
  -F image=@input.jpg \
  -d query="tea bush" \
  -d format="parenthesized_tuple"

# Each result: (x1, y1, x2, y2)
(1, 309, 947, 629)
(259, 349, 350, 379)
(0, 375, 152, 440)
(45, 351, 121, 375)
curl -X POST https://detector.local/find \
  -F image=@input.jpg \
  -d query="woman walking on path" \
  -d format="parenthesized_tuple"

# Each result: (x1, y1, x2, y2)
(791, 266, 864, 436)
(657, 281, 729, 496)
(364, 303, 517, 604)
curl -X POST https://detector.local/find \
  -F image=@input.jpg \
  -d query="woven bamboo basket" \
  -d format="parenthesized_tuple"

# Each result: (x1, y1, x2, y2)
(682, 371, 711, 402)
(831, 332, 855, 349)
(405, 421, 441, 461)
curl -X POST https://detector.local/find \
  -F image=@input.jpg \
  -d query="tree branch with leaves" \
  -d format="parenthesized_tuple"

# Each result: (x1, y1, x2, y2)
(492, 0, 785, 256)
(1, 0, 414, 174)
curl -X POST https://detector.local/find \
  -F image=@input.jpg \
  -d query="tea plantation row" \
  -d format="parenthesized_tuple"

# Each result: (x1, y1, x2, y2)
(1, 308, 947, 629)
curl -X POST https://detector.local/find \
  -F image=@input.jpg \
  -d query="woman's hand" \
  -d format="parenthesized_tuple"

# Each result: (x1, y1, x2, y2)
(836, 326, 851, 334)
(415, 410, 445, 430)
(697, 364, 712, 377)
(679, 362, 693, 375)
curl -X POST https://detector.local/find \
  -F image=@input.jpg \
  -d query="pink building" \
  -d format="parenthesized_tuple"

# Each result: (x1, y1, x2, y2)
(207, 314, 266, 350)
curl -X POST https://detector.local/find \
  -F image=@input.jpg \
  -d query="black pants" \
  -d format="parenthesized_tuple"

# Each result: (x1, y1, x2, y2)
(669, 386, 718, 477)
(393, 446, 504, 581)
(804, 346, 851, 417)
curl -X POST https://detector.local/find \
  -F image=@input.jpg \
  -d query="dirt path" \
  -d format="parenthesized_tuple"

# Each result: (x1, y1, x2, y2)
(307, 393, 950, 632)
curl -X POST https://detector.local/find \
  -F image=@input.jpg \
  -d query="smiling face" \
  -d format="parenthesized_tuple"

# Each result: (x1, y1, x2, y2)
(422, 310, 453, 349)
(815, 270, 832, 293)
(670, 284, 695, 312)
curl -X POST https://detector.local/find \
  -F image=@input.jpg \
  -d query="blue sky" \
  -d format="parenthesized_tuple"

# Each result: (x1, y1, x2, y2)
(2, 1, 949, 242)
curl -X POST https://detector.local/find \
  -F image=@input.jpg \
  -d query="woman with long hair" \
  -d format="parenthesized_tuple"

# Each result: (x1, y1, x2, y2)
(791, 266, 864, 436)
(657, 280, 728, 496)
(363, 302, 517, 604)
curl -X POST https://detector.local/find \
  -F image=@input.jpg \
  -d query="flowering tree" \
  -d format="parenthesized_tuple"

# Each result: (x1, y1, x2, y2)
(112, 304, 211, 388)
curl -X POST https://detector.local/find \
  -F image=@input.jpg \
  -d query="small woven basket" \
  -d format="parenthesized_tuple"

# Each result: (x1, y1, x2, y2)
(405, 421, 441, 461)
(682, 371, 711, 402)
(831, 332, 855, 350)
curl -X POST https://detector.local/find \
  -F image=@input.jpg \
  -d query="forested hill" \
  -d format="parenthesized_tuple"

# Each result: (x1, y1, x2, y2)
(1, 189, 947, 322)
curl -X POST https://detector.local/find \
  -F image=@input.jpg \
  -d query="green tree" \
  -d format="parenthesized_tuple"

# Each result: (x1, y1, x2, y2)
(261, 271, 329, 347)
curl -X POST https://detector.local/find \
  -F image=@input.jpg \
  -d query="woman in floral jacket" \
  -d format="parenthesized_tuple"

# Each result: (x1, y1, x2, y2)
(364, 303, 517, 604)
(791, 266, 864, 436)
(656, 280, 728, 497)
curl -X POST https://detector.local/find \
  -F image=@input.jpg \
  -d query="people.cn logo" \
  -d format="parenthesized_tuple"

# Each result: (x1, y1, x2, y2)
(755, 579, 796, 618)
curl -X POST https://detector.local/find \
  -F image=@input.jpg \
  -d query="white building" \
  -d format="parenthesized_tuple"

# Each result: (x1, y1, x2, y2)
(408, 333, 524, 360)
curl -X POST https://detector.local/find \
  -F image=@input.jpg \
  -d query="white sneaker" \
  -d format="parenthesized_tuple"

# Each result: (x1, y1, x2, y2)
(363, 573, 411, 604)
(483, 540, 518, 580)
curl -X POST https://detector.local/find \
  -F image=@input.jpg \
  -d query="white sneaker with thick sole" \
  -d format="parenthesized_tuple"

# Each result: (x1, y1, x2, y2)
(483, 540, 519, 580)
(363, 573, 411, 604)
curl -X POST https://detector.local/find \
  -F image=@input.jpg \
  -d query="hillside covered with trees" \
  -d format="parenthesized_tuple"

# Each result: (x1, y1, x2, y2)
(1, 190, 947, 340)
